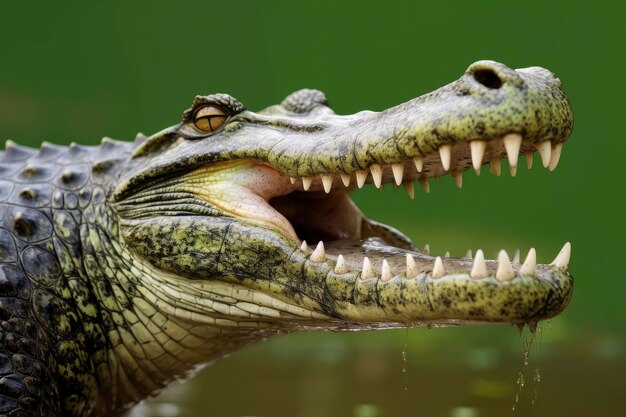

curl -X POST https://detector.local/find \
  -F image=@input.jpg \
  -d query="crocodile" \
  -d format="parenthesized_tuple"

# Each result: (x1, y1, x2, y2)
(0, 60, 573, 417)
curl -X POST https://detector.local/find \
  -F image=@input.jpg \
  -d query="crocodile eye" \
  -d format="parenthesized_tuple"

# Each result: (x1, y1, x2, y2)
(194, 105, 228, 132)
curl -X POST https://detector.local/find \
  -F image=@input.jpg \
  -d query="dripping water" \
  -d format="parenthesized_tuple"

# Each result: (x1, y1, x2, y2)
(531, 322, 544, 407)
(512, 321, 543, 412)
(401, 326, 409, 392)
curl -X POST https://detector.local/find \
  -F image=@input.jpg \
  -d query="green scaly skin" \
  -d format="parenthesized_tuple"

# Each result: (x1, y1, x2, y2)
(0, 61, 573, 417)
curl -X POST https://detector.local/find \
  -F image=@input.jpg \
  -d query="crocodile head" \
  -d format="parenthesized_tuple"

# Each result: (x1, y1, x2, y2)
(114, 60, 573, 333)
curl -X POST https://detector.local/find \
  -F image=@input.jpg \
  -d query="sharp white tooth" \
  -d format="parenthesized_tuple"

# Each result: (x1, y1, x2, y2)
(300, 240, 308, 251)
(413, 156, 424, 172)
(551, 242, 571, 271)
(444, 251, 450, 258)
(290, 177, 297, 184)
(549, 143, 562, 171)
(489, 158, 501, 176)
(439, 144, 453, 171)
(536, 140, 552, 168)
(310, 241, 326, 262)
(525, 151, 534, 169)
(509, 164, 518, 177)
(340, 173, 351, 187)
(370, 164, 383, 188)
(356, 171, 368, 188)
(419, 177, 430, 193)
(452, 171, 463, 188)
(302, 177, 313, 191)
(391, 163, 405, 185)
(432, 256, 445, 278)
(520, 248, 536, 275)
(361, 257, 374, 280)
(321, 174, 333, 193)
(470, 249, 488, 278)
(404, 181, 415, 200)
(335, 254, 348, 274)
(381, 259, 392, 281)
(512, 249, 521, 266)
(496, 250, 515, 281)
(503, 133, 522, 169)
(423, 244, 430, 255)
(406, 254, 418, 279)
(470, 140, 487, 175)
(465, 249, 473, 259)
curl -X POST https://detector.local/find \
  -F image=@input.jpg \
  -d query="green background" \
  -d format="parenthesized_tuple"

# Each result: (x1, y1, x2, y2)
(1, 1, 624, 416)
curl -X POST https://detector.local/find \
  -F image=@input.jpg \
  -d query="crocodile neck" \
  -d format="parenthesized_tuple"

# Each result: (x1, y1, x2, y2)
(35, 143, 280, 415)
(0, 141, 273, 416)
(79, 205, 259, 414)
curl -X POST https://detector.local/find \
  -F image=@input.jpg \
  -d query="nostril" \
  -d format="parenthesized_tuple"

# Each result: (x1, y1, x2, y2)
(473, 69, 503, 89)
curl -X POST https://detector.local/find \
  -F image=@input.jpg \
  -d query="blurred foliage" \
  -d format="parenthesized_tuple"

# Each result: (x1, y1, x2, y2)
(1, 1, 625, 415)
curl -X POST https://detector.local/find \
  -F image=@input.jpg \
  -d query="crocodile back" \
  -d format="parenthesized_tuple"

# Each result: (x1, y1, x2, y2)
(0, 141, 131, 417)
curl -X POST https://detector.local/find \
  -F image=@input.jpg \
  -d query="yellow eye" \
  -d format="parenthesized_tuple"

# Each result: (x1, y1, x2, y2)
(194, 105, 227, 132)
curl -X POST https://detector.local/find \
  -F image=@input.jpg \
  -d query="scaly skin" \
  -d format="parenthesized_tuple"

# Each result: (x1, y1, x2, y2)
(0, 61, 573, 417)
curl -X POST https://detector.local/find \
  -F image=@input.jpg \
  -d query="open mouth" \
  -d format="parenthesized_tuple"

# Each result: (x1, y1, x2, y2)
(185, 132, 571, 288)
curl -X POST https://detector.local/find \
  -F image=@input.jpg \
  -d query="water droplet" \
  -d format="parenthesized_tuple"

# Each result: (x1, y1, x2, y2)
(401, 326, 409, 391)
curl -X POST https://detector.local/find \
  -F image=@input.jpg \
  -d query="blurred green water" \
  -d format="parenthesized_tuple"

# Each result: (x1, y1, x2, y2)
(1, 0, 624, 416)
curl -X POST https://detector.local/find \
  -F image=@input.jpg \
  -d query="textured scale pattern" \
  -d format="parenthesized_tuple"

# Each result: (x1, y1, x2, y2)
(0, 140, 133, 417)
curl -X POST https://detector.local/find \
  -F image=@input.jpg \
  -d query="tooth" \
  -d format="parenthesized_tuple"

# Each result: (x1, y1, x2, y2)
(444, 251, 450, 258)
(419, 177, 430, 193)
(406, 254, 418, 279)
(300, 240, 308, 251)
(470, 140, 487, 175)
(361, 257, 374, 280)
(302, 177, 313, 191)
(432, 256, 445, 278)
(370, 164, 384, 188)
(310, 241, 326, 262)
(290, 177, 297, 184)
(525, 152, 534, 169)
(321, 174, 333, 193)
(465, 249, 473, 258)
(551, 242, 571, 271)
(381, 259, 393, 281)
(335, 254, 348, 274)
(512, 249, 521, 266)
(356, 171, 368, 188)
(413, 156, 424, 173)
(423, 244, 430, 255)
(536, 140, 552, 168)
(439, 144, 453, 171)
(470, 249, 488, 278)
(520, 248, 536, 275)
(391, 163, 405, 185)
(489, 158, 501, 176)
(452, 171, 463, 188)
(404, 181, 415, 200)
(496, 250, 515, 281)
(510, 164, 518, 177)
(503, 133, 522, 169)
(549, 143, 562, 171)
(340, 173, 351, 187)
